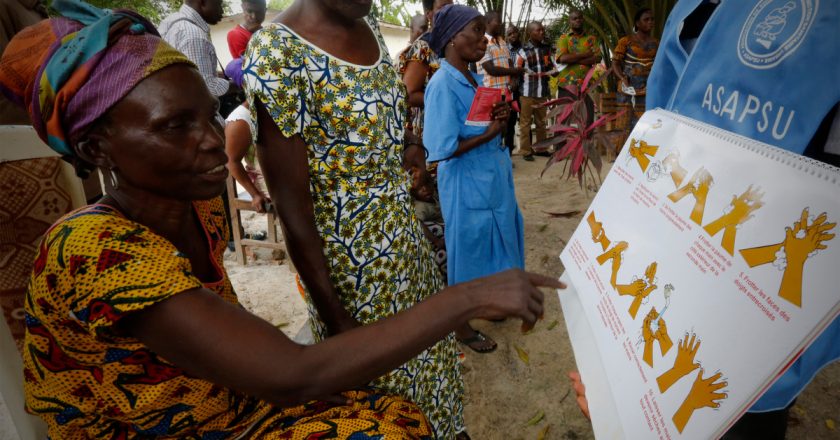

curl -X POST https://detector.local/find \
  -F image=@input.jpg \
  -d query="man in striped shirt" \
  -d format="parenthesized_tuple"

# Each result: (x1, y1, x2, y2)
(515, 21, 559, 161)
(160, 0, 234, 102)
(478, 11, 524, 154)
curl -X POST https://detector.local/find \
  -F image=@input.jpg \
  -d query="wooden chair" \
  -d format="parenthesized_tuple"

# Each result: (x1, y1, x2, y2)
(225, 176, 285, 265)
(0, 125, 85, 439)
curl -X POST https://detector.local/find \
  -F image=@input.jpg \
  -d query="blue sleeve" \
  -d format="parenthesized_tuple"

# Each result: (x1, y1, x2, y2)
(750, 315, 840, 412)
(423, 77, 463, 162)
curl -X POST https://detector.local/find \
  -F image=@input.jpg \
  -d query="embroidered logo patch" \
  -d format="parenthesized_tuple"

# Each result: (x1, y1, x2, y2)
(737, 0, 818, 69)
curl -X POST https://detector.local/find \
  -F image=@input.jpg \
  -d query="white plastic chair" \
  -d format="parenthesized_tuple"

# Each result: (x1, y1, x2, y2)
(0, 125, 89, 439)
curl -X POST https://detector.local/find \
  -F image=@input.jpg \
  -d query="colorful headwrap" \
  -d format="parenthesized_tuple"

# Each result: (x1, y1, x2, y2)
(424, 4, 483, 57)
(0, 0, 194, 158)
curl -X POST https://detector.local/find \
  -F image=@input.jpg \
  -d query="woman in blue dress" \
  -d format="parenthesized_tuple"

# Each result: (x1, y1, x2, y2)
(424, 5, 525, 296)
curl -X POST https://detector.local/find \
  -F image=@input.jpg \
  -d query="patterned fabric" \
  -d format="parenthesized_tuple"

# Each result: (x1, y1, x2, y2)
(613, 35, 658, 105)
(243, 19, 464, 438)
(0, 0, 193, 157)
(555, 32, 600, 88)
(23, 196, 433, 439)
(477, 34, 513, 90)
(398, 36, 440, 138)
(515, 42, 557, 98)
(0, 158, 72, 354)
(159, 4, 229, 97)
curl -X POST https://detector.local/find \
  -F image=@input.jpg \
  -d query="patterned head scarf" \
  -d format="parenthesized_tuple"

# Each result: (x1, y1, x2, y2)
(426, 4, 482, 57)
(0, 0, 194, 158)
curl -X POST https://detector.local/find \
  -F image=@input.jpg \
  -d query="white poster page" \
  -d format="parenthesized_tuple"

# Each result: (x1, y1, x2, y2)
(559, 109, 840, 440)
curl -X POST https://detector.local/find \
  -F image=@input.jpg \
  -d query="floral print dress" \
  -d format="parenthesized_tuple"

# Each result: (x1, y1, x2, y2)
(398, 35, 440, 139)
(243, 18, 464, 438)
(23, 197, 433, 439)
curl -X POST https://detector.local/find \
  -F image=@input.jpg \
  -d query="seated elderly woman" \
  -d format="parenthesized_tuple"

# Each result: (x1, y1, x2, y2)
(0, 1, 560, 438)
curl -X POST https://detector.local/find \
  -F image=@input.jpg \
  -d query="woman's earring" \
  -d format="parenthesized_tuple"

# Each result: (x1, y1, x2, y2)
(108, 168, 119, 190)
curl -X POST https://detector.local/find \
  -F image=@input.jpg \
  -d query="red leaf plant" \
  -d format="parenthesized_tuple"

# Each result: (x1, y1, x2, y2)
(534, 66, 626, 189)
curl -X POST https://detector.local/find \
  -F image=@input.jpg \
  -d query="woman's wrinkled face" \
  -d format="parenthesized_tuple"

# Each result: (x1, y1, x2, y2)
(94, 65, 228, 201)
(452, 17, 487, 63)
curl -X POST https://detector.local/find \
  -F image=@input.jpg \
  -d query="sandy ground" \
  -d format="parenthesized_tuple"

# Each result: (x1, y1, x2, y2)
(228, 155, 839, 440)
(1, 157, 836, 439)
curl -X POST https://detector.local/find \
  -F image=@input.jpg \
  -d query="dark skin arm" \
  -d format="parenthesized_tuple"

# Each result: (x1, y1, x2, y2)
(450, 102, 510, 157)
(481, 61, 525, 77)
(123, 269, 559, 408)
(611, 56, 628, 85)
(253, 99, 358, 335)
(225, 119, 269, 213)
(403, 60, 430, 108)
(558, 52, 601, 65)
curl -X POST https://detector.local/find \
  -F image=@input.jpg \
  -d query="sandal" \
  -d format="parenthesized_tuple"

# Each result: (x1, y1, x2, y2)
(456, 330, 497, 354)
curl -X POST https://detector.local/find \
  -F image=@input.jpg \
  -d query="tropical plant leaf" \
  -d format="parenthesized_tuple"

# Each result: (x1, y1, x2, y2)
(531, 134, 568, 152)
(541, 96, 576, 108)
(571, 143, 587, 176)
(580, 65, 598, 95)
(540, 153, 561, 178)
(587, 139, 602, 172)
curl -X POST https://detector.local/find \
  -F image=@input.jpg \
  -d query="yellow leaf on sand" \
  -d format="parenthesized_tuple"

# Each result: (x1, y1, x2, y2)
(546, 320, 559, 330)
(537, 424, 551, 440)
(524, 410, 544, 426)
(826, 419, 836, 430)
(515, 345, 530, 365)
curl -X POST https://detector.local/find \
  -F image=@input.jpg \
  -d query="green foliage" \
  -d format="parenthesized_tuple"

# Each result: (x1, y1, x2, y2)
(46, 0, 183, 24)
(267, 0, 292, 11)
(369, 0, 411, 26)
(464, 0, 503, 13)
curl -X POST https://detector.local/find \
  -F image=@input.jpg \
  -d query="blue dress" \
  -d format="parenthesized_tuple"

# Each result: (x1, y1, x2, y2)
(648, 0, 840, 412)
(424, 60, 525, 285)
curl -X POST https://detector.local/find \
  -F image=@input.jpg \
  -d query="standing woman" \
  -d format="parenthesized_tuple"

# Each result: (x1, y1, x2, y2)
(424, 6, 525, 297)
(611, 8, 659, 129)
(243, 0, 466, 437)
(400, 0, 453, 138)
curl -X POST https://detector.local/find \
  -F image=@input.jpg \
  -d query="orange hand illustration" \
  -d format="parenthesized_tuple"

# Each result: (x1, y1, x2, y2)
(596, 241, 628, 288)
(703, 185, 765, 255)
(667, 167, 714, 225)
(628, 139, 660, 172)
(616, 279, 647, 296)
(672, 369, 728, 433)
(587, 211, 612, 251)
(617, 262, 658, 318)
(657, 333, 701, 393)
(779, 209, 835, 306)
(739, 208, 835, 307)
(644, 262, 657, 284)
(654, 317, 673, 356)
(641, 308, 657, 367)
(662, 152, 687, 187)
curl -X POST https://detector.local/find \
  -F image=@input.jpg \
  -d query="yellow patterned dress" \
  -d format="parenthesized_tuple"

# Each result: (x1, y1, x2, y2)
(243, 18, 464, 439)
(22, 197, 432, 439)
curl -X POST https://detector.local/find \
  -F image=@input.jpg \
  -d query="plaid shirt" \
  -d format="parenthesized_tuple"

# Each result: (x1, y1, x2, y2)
(515, 41, 557, 98)
(477, 35, 512, 90)
(159, 4, 229, 97)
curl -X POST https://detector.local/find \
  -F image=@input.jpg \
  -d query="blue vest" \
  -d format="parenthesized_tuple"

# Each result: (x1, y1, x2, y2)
(648, 0, 840, 153)
(647, 0, 840, 412)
